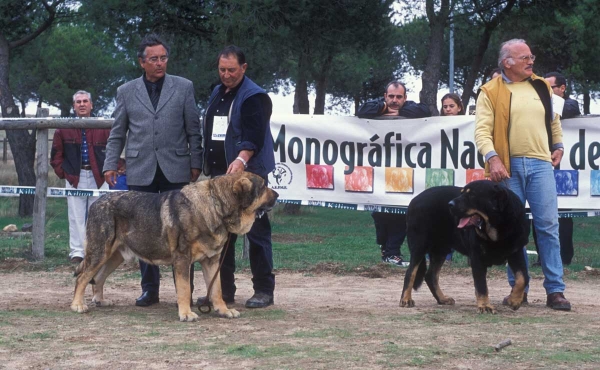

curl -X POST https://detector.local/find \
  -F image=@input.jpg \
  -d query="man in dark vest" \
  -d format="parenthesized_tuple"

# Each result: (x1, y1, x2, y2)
(198, 45, 276, 308)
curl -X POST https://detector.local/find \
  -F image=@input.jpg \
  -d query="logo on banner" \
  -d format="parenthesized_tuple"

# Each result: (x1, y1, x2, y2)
(50, 188, 65, 196)
(269, 163, 293, 189)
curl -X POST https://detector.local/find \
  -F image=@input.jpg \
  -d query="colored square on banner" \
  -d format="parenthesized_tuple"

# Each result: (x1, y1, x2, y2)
(384, 168, 414, 193)
(306, 164, 334, 189)
(425, 168, 454, 188)
(344, 166, 373, 192)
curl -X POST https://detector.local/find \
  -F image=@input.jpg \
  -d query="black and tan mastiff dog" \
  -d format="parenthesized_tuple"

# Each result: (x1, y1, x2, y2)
(71, 172, 278, 322)
(401, 180, 529, 314)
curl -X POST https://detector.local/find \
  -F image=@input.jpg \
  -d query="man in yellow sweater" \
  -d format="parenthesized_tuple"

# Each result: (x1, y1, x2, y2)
(475, 39, 571, 311)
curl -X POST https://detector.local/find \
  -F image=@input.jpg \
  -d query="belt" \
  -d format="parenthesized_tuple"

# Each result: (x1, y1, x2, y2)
(81, 165, 92, 170)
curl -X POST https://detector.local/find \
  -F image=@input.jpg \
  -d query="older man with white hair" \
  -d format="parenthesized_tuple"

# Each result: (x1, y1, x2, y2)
(474, 39, 571, 311)
(50, 90, 110, 264)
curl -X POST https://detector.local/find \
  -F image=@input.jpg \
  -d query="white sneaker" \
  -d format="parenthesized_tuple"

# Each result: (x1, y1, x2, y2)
(383, 255, 409, 267)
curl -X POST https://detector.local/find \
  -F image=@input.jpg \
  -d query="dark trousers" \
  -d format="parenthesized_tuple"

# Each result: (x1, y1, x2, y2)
(531, 217, 574, 265)
(371, 212, 407, 258)
(129, 165, 194, 294)
(211, 170, 275, 297)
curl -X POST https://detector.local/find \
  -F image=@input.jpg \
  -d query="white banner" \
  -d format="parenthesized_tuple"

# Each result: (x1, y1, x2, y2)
(267, 114, 600, 211)
(0, 186, 122, 197)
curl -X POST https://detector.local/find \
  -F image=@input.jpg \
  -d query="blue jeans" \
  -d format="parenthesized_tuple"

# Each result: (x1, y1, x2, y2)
(504, 157, 565, 294)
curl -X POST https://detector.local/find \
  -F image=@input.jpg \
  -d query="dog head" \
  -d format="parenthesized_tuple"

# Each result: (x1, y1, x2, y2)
(216, 172, 279, 235)
(448, 180, 517, 241)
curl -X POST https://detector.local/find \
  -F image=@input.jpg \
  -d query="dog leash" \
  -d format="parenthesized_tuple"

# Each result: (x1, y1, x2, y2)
(198, 234, 233, 314)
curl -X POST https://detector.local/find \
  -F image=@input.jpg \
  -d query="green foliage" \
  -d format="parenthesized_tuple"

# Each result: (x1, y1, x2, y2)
(0, 1, 73, 40)
(35, 24, 135, 115)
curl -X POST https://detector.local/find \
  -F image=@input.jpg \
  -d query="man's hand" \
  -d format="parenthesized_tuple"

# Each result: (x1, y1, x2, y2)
(191, 168, 200, 182)
(488, 156, 510, 183)
(551, 148, 564, 167)
(226, 159, 245, 174)
(104, 170, 117, 187)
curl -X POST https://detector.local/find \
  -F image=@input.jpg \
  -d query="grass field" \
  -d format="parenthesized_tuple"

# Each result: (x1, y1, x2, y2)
(0, 195, 599, 272)
(1, 185, 600, 369)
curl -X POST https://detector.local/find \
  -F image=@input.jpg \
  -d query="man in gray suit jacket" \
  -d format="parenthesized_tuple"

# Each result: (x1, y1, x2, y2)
(104, 34, 202, 307)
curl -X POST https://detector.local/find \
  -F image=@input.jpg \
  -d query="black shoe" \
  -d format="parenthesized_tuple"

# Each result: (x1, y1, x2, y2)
(245, 292, 274, 308)
(196, 294, 235, 307)
(135, 291, 159, 307)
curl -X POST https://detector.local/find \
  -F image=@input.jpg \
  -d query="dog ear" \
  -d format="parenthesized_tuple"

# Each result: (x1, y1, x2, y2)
(494, 185, 509, 211)
(233, 177, 255, 208)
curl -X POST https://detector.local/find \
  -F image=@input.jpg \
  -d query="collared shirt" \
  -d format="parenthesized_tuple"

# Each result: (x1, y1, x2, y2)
(143, 74, 165, 103)
(81, 129, 90, 166)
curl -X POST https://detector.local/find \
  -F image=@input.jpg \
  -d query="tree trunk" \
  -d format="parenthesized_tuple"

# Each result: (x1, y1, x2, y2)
(0, 35, 36, 217)
(287, 53, 310, 214)
(293, 53, 310, 114)
(19, 99, 27, 117)
(354, 96, 361, 116)
(60, 106, 71, 117)
(293, 78, 309, 114)
(460, 0, 517, 108)
(460, 25, 494, 108)
(583, 90, 590, 115)
(313, 76, 326, 115)
(313, 53, 334, 115)
(420, 0, 451, 117)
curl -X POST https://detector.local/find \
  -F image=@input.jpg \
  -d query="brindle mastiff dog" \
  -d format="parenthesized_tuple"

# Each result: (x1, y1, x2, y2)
(71, 172, 278, 322)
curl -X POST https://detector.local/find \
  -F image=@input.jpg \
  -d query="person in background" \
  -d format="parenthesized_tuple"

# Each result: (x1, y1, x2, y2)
(357, 81, 431, 266)
(475, 38, 570, 311)
(545, 72, 580, 120)
(489, 68, 502, 80)
(529, 72, 581, 266)
(440, 93, 464, 116)
(109, 158, 128, 191)
(103, 33, 201, 307)
(50, 90, 110, 265)
(356, 81, 430, 119)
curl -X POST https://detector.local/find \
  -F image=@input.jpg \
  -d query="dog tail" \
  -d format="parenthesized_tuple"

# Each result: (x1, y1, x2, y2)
(412, 259, 427, 290)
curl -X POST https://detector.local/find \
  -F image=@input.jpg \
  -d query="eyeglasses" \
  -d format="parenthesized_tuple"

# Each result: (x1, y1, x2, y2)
(512, 54, 536, 62)
(145, 56, 169, 64)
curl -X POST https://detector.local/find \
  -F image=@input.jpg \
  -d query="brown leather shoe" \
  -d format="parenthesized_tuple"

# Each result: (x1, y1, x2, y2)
(502, 292, 528, 306)
(70, 256, 83, 264)
(546, 292, 571, 311)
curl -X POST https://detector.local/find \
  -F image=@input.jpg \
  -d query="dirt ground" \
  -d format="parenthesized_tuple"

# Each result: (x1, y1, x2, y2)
(0, 262, 599, 370)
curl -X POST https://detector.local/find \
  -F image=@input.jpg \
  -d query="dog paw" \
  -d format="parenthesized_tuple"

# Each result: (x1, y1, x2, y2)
(71, 303, 89, 313)
(216, 308, 240, 318)
(477, 304, 496, 314)
(91, 299, 113, 307)
(439, 297, 455, 305)
(179, 311, 199, 322)
(400, 299, 415, 308)
(506, 298, 522, 311)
